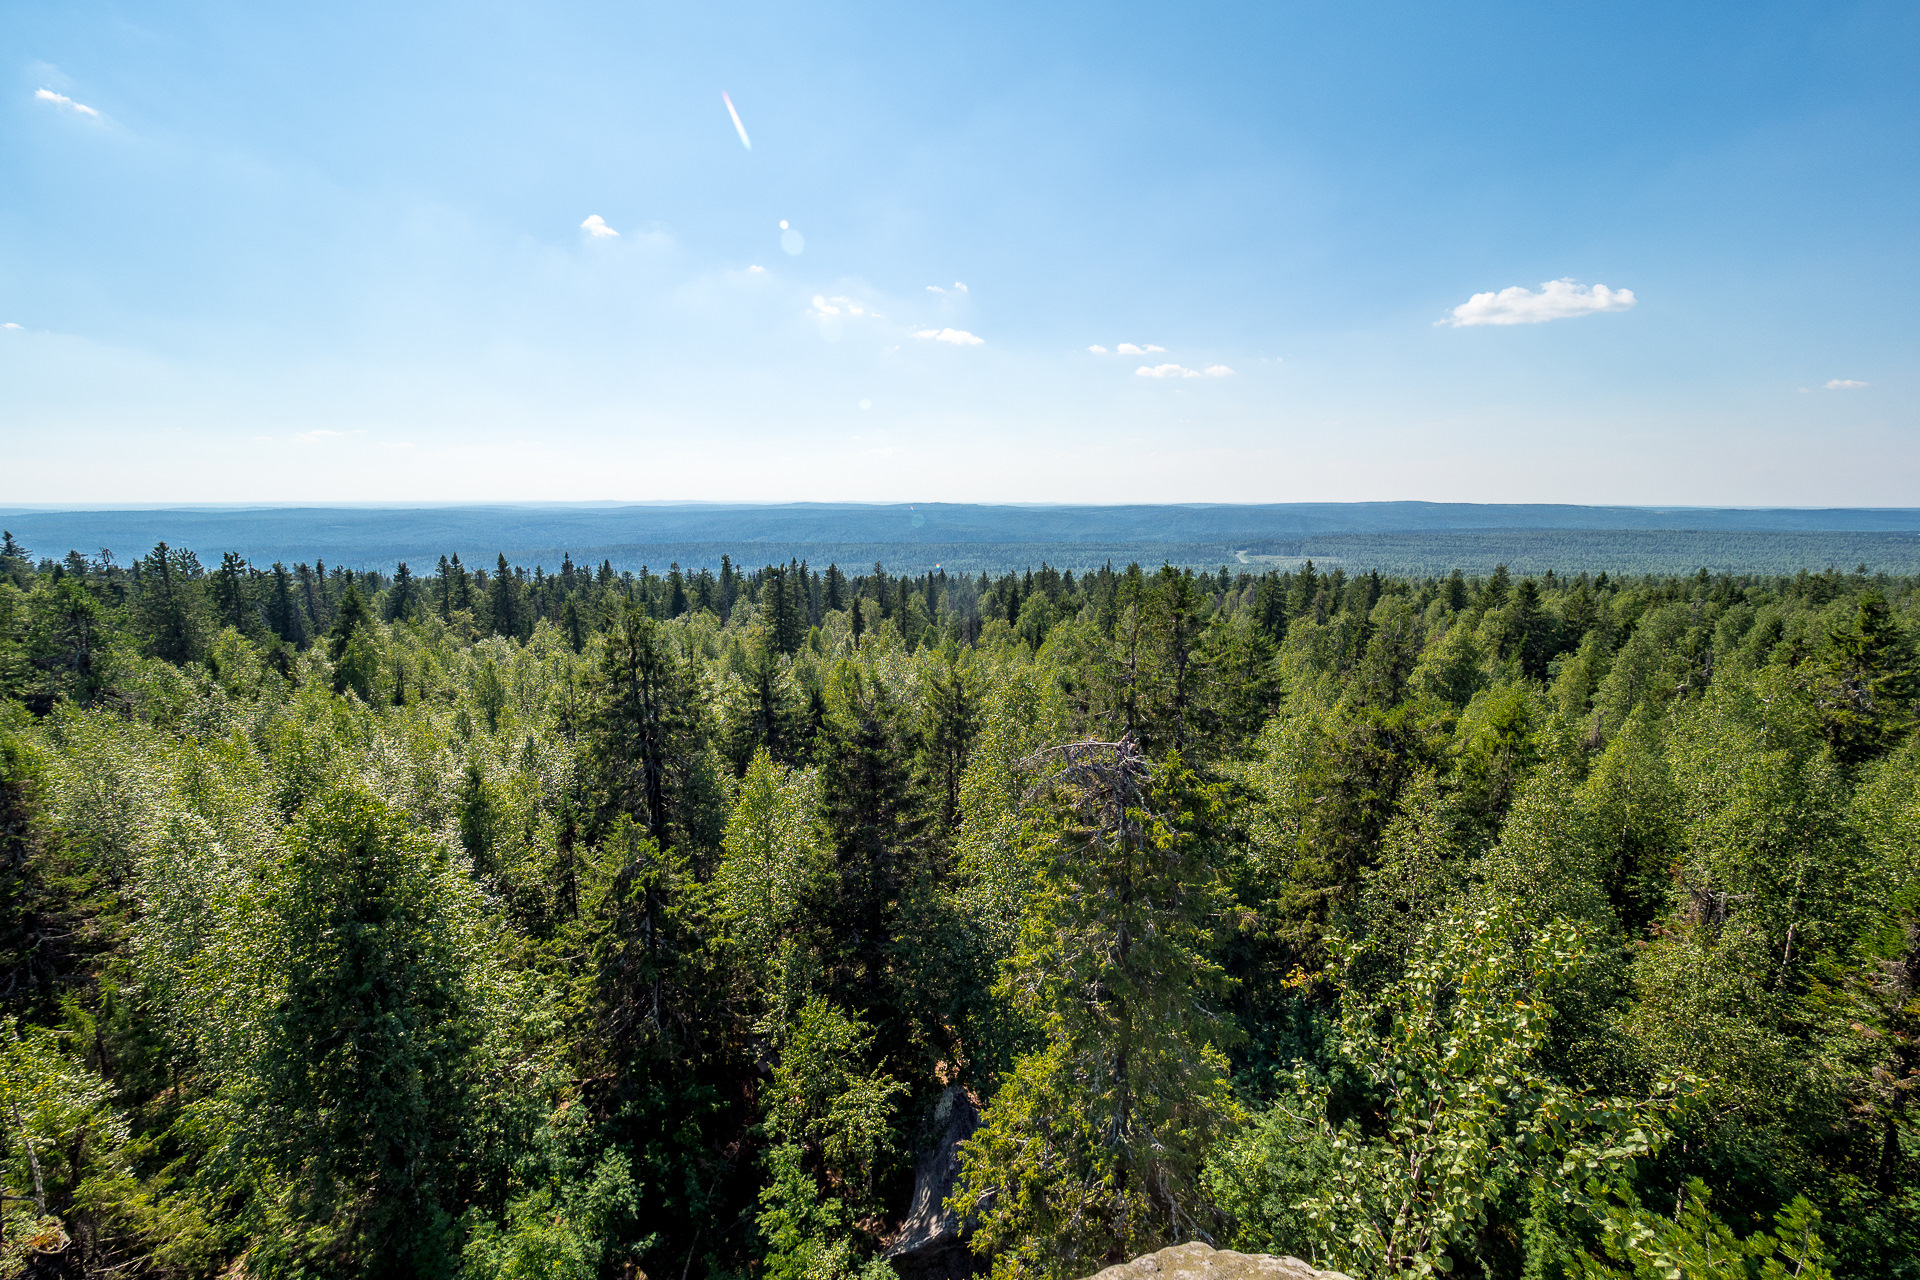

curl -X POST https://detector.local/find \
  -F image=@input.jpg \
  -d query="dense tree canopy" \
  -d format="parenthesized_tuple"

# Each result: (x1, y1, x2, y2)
(0, 542, 1915, 1278)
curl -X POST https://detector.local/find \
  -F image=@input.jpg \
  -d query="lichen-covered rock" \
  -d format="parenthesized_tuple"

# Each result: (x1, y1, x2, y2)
(1085, 1241, 1350, 1280)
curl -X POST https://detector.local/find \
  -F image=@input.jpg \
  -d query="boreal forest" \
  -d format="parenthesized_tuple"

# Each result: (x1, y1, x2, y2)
(0, 533, 1915, 1280)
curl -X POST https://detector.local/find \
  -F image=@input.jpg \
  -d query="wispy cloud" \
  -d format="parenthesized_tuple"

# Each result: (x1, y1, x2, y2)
(1115, 342, 1166, 355)
(2, 323, 20, 331)
(925, 282, 970, 295)
(35, 88, 99, 118)
(1136, 363, 1232, 379)
(916, 327, 984, 346)
(1825, 379, 1867, 390)
(1088, 344, 1108, 354)
(580, 214, 619, 239)
(810, 294, 884, 320)
(1447, 278, 1635, 326)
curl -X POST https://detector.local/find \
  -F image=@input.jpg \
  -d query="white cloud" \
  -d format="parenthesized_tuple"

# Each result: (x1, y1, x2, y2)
(953, 282, 968, 293)
(916, 327, 984, 346)
(1447, 278, 1635, 326)
(1115, 342, 1166, 354)
(810, 295, 885, 321)
(579, 214, 619, 238)
(1825, 379, 1867, 390)
(1136, 363, 1232, 379)
(747, 264, 766, 274)
(2, 323, 19, 331)
(35, 88, 99, 118)
(1088, 344, 1108, 354)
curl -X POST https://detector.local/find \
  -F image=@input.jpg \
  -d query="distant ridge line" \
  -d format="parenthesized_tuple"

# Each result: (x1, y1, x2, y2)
(1, 504, 1917, 576)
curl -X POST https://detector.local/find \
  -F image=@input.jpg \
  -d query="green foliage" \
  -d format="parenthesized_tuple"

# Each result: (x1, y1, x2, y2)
(955, 749, 1240, 1279)
(0, 1018, 210, 1276)
(1572, 1178, 1834, 1280)
(0, 545, 1912, 1280)
(250, 786, 495, 1276)
(1809, 589, 1919, 762)
(1244, 901, 1681, 1279)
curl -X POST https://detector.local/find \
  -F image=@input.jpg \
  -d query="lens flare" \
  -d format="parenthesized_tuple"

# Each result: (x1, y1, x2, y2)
(721, 91, 752, 150)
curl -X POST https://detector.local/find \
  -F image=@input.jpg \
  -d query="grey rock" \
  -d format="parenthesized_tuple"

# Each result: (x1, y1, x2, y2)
(885, 1085, 983, 1279)
(1085, 1242, 1349, 1280)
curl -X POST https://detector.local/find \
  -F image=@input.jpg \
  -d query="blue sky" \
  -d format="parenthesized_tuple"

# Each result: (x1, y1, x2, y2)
(4, 0, 1916, 504)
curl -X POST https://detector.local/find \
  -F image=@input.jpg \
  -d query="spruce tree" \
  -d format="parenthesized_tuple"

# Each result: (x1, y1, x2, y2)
(668, 564, 689, 618)
(212, 551, 253, 632)
(386, 562, 417, 622)
(586, 604, 706, 847)
(1813, 590, 1919, 761)
(921, 646, 981, 835)
(268, 562, 306, 645)
(134, 542, 211, 665)
(258, 788, 485, 1275)
(954, 744, 1236, 1277)
(490, 553, 518, 637)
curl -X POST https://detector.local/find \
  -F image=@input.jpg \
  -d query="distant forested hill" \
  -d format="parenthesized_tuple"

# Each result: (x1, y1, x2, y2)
(2, 502, 1919, 575)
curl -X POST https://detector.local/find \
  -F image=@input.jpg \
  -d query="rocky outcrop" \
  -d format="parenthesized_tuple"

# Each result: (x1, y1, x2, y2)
(1086, 1242, 1350, 1280)
(884, 1086, 983, 1279)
